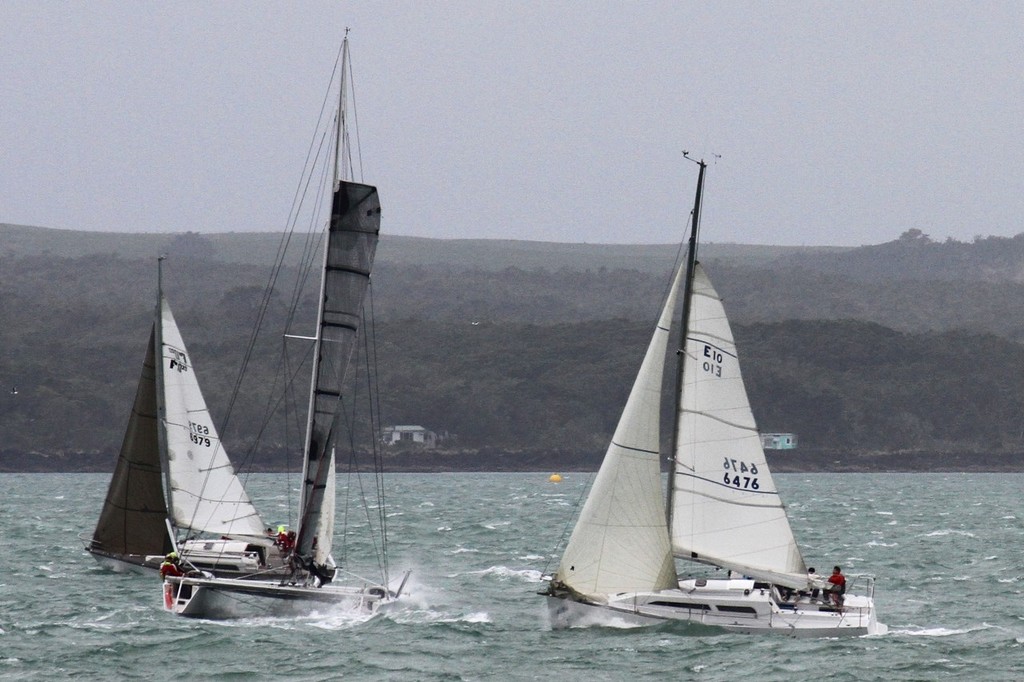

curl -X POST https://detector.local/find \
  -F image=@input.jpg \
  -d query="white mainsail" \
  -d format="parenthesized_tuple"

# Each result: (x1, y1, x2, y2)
(669, 263, 807, 587)
(159, 298, 267, 539)
(554, 261, 686, 597)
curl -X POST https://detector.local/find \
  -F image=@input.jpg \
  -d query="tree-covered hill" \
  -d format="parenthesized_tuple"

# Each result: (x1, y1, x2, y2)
(5, 223, 1024, 471)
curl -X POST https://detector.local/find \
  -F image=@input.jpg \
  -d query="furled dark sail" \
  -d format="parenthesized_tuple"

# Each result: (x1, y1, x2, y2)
(90, 327, 172, 557)
(296, 180, 381, 562)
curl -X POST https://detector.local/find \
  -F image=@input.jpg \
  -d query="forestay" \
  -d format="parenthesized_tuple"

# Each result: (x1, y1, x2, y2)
(554, 262, 686, 596)
(159, 299, 266, 539)
(670, 263, 807, 587)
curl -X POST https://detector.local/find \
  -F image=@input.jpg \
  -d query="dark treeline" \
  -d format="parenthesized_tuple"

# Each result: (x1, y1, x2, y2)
(4, 225, 1024, 471)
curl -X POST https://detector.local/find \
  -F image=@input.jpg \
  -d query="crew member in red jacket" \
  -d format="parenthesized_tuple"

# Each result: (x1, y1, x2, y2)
(160, 552, 184, 579)
(826, 565, 846, 606)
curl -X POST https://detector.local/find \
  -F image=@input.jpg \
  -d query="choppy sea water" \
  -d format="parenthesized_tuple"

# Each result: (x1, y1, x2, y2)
(2, 472, 1024, 681)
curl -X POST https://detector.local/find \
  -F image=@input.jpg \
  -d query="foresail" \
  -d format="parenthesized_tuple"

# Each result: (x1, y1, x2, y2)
(313, 452, 336, 567)
(554, 262, 685, 596)
(91, 326, 172, 557)
(297, 180, 381, 559)
(670, 264, 807, 585)
(159, 299, 267, 539)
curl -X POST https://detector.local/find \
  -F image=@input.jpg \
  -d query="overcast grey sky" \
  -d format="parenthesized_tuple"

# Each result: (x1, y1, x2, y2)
(1, 1, 1021, 246)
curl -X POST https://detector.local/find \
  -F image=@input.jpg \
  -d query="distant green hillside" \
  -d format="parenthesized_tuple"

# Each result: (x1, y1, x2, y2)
(3, 313, 1024, 472)
(5, 222, 1024, 472)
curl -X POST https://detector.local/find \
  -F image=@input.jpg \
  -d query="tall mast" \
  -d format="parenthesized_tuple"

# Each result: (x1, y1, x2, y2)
(154, 256, 175, 534)
(666, 158, 706, 527)
(333, 29, 350, 189)
(298, 31, 350, 531)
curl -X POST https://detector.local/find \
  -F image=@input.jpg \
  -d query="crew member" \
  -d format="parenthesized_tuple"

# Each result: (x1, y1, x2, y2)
(826, 565, 846, 606)
(160, 552, 184, 579)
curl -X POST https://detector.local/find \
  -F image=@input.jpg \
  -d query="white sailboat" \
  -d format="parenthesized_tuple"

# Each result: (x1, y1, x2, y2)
(164, 33, 407, 619)
(545, 159, 886, 636)
(86, 267, 283, 577)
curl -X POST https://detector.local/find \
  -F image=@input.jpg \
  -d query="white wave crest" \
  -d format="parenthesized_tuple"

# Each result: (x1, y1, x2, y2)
(896, 624, 992, 637)
(924, 529, 976, 538)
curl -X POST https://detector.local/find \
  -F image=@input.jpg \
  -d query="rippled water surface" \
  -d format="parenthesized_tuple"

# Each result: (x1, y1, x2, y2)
(2, 472, 1024, 680)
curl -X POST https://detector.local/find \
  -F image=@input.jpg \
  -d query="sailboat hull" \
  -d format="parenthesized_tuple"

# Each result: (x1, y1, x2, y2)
(164, 575, 389, 619)
(547, 579, 887, 637)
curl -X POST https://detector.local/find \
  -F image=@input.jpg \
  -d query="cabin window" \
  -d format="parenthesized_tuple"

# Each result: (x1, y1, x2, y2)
(716, 605, 758, 614)
(648, 601, 711, 610)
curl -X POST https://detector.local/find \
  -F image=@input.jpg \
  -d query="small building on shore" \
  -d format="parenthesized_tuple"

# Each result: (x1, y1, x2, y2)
(760, 433, 798, 450)
(382, 425, 438, 448)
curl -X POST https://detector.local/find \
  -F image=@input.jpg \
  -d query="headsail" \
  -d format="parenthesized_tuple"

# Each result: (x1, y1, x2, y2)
(554, 260, 686, 597)
(159, 298, 267, 539)
(669, 263, 807, 587)
(90, 327, 171, 557)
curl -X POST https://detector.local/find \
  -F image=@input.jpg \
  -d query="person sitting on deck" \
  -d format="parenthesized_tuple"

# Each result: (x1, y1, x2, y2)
(825, 565, 846, 606)
(276, 525, 288, 548)
(160, 552, 184, 579)
(278, 531, 296, 553)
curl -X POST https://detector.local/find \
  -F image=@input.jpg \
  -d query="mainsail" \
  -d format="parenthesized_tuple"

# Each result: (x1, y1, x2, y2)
(294, 32, 382, 571)
(669, 263, 807, 587)
(554, 261, 686, 596)
(295, 179, 381, 566)
(158, 298, 267, 539)
(91, 328, 171, 558)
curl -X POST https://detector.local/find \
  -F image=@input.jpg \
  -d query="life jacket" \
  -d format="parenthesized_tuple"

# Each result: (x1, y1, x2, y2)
(160, 560, 183, 578)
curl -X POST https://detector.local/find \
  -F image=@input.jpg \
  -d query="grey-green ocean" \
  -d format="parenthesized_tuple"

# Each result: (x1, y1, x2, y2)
(2, 472, 1022, 681)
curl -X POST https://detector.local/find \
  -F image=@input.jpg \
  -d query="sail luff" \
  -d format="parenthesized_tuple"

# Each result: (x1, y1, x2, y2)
(667, 159, 706, 528)
(669, 264, 807, 579)
(154, 259, 174, 534)
(554, 259, 687, 597)
(296, 193, 334, 537)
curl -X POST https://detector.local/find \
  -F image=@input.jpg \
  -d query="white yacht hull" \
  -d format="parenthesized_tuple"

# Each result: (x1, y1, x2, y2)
(547, 579, 887, 637)
(163, 575, 389, 619)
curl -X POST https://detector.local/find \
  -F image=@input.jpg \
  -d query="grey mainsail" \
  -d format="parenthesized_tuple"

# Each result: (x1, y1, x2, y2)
(296, 179, 381, 570)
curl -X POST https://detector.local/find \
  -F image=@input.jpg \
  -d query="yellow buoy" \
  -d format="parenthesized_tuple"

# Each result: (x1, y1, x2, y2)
(549, 473, 562, 483)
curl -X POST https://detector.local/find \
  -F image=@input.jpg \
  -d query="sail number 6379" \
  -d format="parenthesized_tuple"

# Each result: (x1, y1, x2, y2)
(189, 421, 211, 447)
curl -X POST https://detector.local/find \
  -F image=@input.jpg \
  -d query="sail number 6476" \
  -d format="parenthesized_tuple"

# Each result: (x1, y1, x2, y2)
(722, 458, 760, 489)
